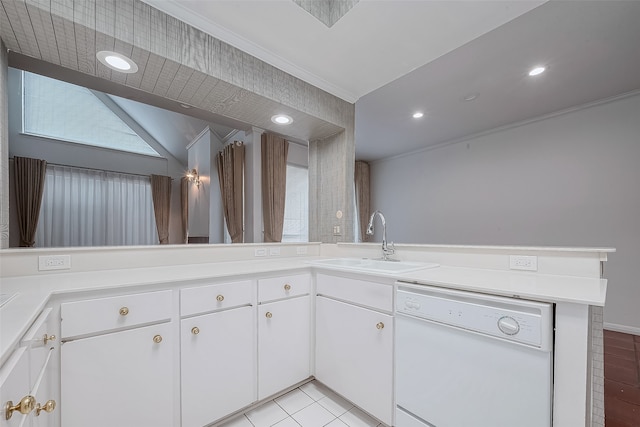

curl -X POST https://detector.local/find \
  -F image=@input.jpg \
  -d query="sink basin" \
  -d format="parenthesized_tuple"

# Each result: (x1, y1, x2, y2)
(308, 258, 439, 274)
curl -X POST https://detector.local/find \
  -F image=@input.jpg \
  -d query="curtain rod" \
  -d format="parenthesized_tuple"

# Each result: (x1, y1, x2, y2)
(8, 157, 174, 180)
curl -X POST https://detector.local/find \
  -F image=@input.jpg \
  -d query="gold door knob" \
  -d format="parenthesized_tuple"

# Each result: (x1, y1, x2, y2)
(43, 334, 56, 345)
(284, 284, 291, 291)
(216, 295, 224, 302)
(5, 395, 36, 420)
(119, 307, 129, 316)
(35, 400, 56, 416)
(153, 335, 163, 343)
(376, 322, 385, 330)
(191, 327, 200, 335)
(265, 312, 273, 319)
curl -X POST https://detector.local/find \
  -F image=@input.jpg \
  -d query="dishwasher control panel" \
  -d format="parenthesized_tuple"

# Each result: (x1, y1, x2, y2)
(396, 284, 553, 350)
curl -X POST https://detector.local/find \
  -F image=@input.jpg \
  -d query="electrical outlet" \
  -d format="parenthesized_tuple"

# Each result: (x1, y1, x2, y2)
(269, 247, 281, 256)
(333, 225, 341, 236)
(509, 255, 538, 271)
(254, 248, 267, 257)
(38, 255, 71, 271)
(296, 246, 308, 255)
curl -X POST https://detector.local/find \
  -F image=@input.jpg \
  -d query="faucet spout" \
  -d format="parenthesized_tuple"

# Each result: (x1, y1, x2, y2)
(366, 211, 395, 260)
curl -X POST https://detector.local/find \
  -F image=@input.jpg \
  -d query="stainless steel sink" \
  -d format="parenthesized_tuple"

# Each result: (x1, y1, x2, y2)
(308, 258, 439, 274)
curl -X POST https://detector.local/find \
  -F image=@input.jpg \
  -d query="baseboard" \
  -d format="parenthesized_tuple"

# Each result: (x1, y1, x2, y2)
(604, 322, 640, 336)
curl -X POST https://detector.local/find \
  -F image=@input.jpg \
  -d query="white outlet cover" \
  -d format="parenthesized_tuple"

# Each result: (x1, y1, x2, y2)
(38, 255, 71, 271)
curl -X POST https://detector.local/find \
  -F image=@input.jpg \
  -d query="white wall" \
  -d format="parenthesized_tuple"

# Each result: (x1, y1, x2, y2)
(370, 92, 640, 332)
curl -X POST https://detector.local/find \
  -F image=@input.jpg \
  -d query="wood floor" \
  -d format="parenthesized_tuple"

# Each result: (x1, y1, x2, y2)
(604, 330, 640, 426)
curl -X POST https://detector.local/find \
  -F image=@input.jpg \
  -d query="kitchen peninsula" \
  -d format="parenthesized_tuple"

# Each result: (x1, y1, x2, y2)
(0, 242, 611, 427)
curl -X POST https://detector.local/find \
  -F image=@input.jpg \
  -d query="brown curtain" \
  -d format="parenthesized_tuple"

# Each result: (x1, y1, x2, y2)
(261, 133, 289, 243)
(217, 141, 245, 243)
(355, 160, 371, 242)
(180, 177, 189, 244)
(151, 175, 172, 244)
(14, 156, 47, 247)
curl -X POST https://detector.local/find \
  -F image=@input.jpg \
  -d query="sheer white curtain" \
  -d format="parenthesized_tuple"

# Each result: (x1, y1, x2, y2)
(36, 165, 158, 247)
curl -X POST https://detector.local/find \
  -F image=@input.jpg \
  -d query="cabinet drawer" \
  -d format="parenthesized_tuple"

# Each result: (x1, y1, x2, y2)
(61, 290, 172, 339)
(181, 280, 252, 316)
(316, 274, 392, 312)
(258, 274, 310, 303)
(20, 308, 55, 389)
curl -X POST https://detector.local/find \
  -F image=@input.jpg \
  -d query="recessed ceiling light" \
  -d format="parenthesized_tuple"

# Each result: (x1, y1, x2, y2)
(528, 66, 546, 77)
(412, 112, 424, 119)
(271, 114, 293, 125)
(462, 93, 479, 102)
(96, 51, 138, 73)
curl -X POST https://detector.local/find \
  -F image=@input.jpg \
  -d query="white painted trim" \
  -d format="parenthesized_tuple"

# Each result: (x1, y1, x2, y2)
(186, 127, 210, 150)
(222, 129, 241, 144)
(604, 322, 640, 336)
(142, 0, 358, 103)
(371, 89, 640, 165)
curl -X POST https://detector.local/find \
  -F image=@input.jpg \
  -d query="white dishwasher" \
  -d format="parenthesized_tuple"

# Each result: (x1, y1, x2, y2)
(395, 282, 553, 427)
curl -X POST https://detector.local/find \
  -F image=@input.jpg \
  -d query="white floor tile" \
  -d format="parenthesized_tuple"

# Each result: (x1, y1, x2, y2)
(275, 389, 315, 415)
(299, 381, 330, 401)
(291, 402, 336, 427)
(339, 407, 380, 427)
(325, 419, 349, 427)
(317, 391, 354, 417)
(245, 401, 289, 427)
(273, 417, 302, 427)
(219, 414, 254, 427)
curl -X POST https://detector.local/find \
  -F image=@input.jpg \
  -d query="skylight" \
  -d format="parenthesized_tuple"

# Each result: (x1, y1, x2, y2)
(22, 71, 160, 157)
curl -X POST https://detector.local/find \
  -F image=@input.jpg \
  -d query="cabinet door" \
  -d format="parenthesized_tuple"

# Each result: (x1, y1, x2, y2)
(61, 323, 173, 427)
(0, 347, 30, 427)
(258, 296, 310, 399)
(316, 296, 393, 425)
(181, 306, 255, 427)
(29, 348, 56, 427)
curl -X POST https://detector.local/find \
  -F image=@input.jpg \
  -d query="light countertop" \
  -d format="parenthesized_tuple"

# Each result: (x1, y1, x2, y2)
(0, 256, 607, 365)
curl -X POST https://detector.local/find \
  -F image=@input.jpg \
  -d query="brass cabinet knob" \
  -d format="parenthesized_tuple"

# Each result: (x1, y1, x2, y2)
(153, 335, 163, 343)
(216, 295, 224, 302)
(265, 312, 273, 319)
(35, 400, 56, 416)
(191, 327, 200, 335)
(43, 334, 56, 345)
(284, 284, 291, 291)
(5, 395, 36, 420)
(376, 322, 385, 330)
(119, 307, 129, 316)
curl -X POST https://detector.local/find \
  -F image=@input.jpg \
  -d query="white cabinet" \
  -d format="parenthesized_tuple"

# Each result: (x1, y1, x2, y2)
(60, 292, 174, 427)
(1, 309, 58, 427)
(180, 281, 255, 427)
(257, 274, 311, 400)
(315, 275, 394, 426)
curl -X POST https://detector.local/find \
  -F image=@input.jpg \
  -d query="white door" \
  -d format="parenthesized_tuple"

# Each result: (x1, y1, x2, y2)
(258, 296, 310, 399)
(0, 347, 31, 427)
(181, 306, 256, 427)
(316, 296, 393, 425)
(61, 323, 174, 427)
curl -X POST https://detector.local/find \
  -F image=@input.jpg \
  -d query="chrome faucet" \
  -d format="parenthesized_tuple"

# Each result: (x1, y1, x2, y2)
(366, 211, 396, 261)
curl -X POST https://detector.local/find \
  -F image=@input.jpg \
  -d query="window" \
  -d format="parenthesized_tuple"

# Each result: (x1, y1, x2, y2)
(36, 165, 158, 247)
(22, 71, 160, 157)
(282, 164, 309, 242)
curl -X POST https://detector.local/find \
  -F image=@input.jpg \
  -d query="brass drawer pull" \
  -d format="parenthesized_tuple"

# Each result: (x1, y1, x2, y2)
(35, 400, 56, 416)
(376, 322, 385, 330)
(191, 327, 200, 335)
(265, 312, 273, 319)
(284, 284, 291, 291)
(153, 335, 163, 343)
(43, 334, 56, 345)
(5, 395, 36, 420)
(119, 307, 129, 316)
(216, 295, 224, 302)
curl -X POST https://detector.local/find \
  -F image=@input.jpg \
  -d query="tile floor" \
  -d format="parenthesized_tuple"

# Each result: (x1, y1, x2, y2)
(604, 330, 640, 427)
(219, 381, 387, 427)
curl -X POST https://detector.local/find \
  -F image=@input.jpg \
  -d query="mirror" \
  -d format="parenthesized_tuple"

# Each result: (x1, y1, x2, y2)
(6, 67, 309, 248)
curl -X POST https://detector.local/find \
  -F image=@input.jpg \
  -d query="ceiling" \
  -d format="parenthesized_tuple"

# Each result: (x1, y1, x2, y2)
(142, 1, 640, 161)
